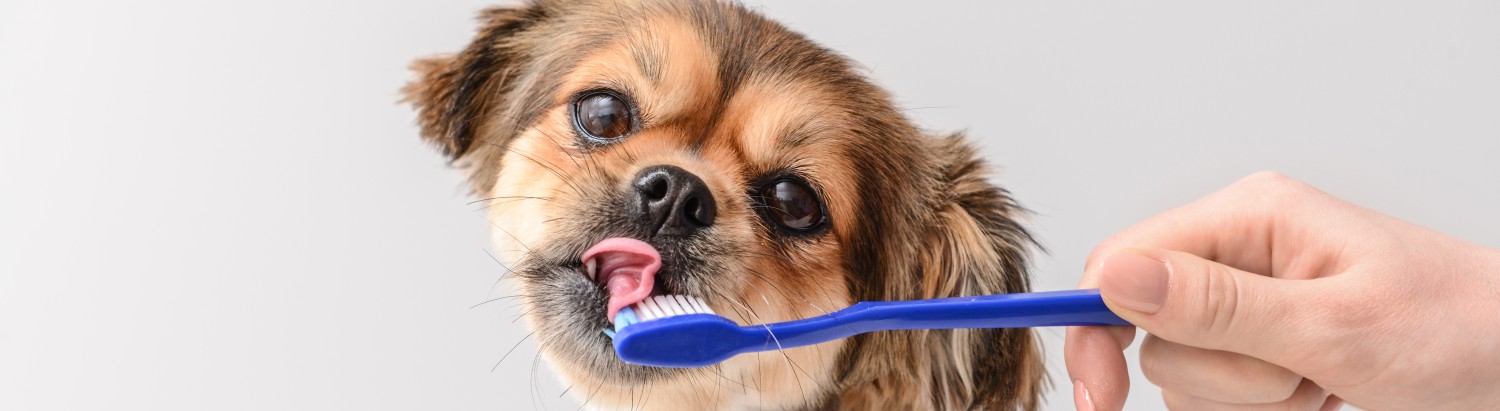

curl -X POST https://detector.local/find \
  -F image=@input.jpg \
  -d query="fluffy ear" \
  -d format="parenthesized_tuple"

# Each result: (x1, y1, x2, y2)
(918, 134, 1044, 410)
(401, 5, 545, 160)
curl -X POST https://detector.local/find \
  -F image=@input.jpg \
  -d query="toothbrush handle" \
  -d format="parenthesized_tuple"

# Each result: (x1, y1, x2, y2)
(849, 289, 1132, 331)
(999, 288, 1132, 326)
(760, 289, 1131, 350)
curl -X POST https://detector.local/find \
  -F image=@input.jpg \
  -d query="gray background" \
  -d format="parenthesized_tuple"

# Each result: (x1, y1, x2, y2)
(3, 0, 1496, 409)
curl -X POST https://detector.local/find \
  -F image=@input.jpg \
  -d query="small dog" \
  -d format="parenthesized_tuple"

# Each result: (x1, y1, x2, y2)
(405, 1, 1042, 409)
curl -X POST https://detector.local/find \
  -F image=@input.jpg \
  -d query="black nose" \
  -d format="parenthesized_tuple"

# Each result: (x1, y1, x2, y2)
(631, 165, 717, 237)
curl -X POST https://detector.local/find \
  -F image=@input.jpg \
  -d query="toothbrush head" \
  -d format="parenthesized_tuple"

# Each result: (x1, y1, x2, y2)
(608, 295, 751, 368)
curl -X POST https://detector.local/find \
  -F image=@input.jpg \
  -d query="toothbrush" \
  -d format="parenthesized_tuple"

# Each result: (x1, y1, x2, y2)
(609, 289, 1130, 368)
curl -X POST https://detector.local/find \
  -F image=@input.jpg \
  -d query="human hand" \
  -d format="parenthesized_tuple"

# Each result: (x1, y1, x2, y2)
(1066, 172, 1500, 410)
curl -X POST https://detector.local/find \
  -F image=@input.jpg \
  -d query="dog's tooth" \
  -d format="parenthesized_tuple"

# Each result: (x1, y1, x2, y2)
(584, 257, 597, 281)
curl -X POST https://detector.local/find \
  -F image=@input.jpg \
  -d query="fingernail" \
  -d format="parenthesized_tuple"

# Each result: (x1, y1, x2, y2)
(1073, 379, 1095, 411)
(1099, 252, 1169, 314)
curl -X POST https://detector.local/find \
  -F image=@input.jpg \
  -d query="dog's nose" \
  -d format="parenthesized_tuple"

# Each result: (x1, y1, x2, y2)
(631, 165, 717, 237)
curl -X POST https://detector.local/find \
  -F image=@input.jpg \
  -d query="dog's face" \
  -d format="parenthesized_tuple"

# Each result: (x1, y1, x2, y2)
(406, 1, 1042, 409)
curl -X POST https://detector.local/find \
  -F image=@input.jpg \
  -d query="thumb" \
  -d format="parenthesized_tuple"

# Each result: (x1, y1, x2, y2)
(1098, 249, 1316, 363)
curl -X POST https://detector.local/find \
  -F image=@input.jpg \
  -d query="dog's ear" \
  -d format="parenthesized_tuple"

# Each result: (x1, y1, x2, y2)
(917, 134, 1044, 410)
(402, 4, 546, 160)
(918, 134, 1033, 299)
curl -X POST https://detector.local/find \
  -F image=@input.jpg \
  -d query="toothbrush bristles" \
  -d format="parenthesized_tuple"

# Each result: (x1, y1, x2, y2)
(630, 294, 712, 321)
(606, 295, 715, 339)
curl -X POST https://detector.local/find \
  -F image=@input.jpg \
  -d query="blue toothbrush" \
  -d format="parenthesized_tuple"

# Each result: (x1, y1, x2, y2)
(609, 289, 1130, 368)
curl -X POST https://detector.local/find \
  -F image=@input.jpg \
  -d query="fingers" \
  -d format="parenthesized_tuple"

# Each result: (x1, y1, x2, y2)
(1097, 249, 1322, 365)
(1066, 325, 1136, 411)
(1079, 171, 1343, 290)
(1140, 335, 1301, 404)
(1162, 378, 1337, 411)
(1069, 172, 1354, 410)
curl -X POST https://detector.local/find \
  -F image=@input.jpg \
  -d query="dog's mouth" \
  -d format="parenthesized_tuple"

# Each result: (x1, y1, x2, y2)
(580, 237, 661, 323)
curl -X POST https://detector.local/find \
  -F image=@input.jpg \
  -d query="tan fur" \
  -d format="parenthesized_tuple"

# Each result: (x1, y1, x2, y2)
(405, 1, 1043, 409)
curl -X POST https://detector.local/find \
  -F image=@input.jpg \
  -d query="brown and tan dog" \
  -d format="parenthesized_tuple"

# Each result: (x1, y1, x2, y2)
(404, 1, 1043, 409)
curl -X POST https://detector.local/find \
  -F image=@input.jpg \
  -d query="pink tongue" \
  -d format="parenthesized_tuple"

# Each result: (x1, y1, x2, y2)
(581, 238, 660, 322)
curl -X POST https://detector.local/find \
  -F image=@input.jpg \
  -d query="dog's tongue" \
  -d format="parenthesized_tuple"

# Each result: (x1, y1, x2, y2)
(581, 238, 660, 322)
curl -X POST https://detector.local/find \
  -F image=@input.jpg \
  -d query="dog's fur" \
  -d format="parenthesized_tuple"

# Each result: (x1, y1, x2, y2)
(404, 1, 1043, 409)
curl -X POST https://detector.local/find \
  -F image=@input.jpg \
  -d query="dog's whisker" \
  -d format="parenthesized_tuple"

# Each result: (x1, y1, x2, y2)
(710, 286, 822, 390)
(468, 294, 530, 310)
(755, 291, 820, 387)
(639, 375, 656, 411)
(574, 374, 607, 411)
(737, 264, 830, 316)
(492, 330, 535, 372)
(482, 140, 580, 193)
(899, 105, 956, 112)
(466, 195, 552, 206)
(511, 306, 536, 323)
(480, 248, 524, 282)
(489, 111, 588, 163)
(480, 216, 536, 255)
(746, 203, 801, 216)
(538, 128, 584, 168)
(531, 345, 548, 411)
(489, 142, 590, 199)
(711, 364, 725, 410)
(470, 197, 552, 212)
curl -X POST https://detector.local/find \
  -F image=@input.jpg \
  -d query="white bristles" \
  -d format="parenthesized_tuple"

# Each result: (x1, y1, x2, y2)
(650, 296, 668, 317)
(647, 297, 665, 317)
(661, 296, 682, 316)
(640, 298, 661, 320)
(691, 297, 713, 314)
(628, 294, 713, 322)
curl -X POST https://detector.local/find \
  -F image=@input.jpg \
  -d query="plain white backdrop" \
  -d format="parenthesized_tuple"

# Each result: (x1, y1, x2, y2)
(3, 1, 1497, 409)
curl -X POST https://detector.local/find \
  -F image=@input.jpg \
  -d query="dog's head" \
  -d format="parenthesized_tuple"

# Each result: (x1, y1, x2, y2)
(405, 1, 1042, 409)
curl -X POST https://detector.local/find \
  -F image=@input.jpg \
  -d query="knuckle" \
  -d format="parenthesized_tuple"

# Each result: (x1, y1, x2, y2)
(1234, 171, 1308, 205)
(1199, 262, 1244, 338)
(1231, 359, 1303, 404)
(1233, 360, 1304, 403)
(1159, 390, 1195, 411)
(1239, 170, 1295, 187)
(1267, 376, 1302, 403)
(1137, 337, 1168, 383)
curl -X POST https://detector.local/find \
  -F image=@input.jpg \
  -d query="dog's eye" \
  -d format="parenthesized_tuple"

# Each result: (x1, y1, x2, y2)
(760, 179, 825, 232)
(574, 91, 633, 140)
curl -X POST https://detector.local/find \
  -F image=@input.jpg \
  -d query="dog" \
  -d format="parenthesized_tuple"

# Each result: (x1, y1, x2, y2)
(404, 1, 1042, 409)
